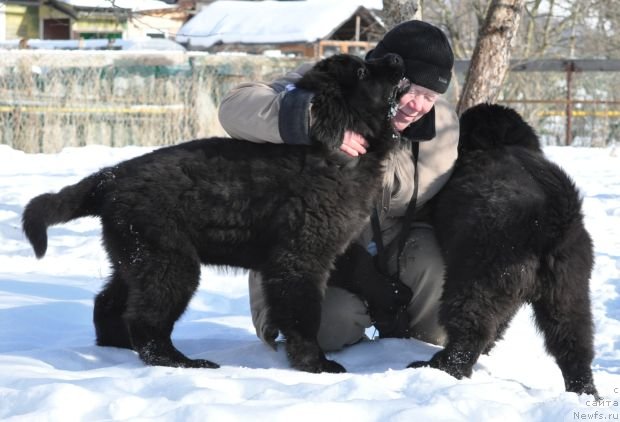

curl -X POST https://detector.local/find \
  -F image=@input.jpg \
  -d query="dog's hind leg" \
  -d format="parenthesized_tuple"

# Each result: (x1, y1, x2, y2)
(532, 297, 598, 397)
(482, 307, 520, 355)
(94, 270, 132, 349)
(260, 260, 346, 374)
(123, 251, 219, 369)
(409, 269, 524, 379)
(532, 239, 598, 397)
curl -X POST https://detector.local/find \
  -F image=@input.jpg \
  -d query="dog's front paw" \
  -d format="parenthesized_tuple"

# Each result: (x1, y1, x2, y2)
(407, 359, 431, 369)
(285, 335, 346, 373)
(287, 346, 346, 373)
(407, 349, 473, 380)
(319, 358, 346, 373)
(180, 358, 220, 369)
(138, 345, 220, 369)
(292, 356, 346, 374)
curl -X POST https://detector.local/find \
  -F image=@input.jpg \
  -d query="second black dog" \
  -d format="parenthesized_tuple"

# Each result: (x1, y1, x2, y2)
(409, 103, 598, 397)
(22, 53, 404, 373)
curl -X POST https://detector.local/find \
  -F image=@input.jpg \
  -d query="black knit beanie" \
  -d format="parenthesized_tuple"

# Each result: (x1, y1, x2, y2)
(367, 20, 454, 94)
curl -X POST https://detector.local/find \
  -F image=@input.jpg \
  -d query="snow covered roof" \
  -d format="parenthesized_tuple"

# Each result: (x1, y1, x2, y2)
(176, 0, 383, 49)
(56, 0, 176, 12)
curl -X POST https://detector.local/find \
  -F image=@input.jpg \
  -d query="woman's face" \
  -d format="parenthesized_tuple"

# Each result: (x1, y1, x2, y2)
(391, 82, 440, 132)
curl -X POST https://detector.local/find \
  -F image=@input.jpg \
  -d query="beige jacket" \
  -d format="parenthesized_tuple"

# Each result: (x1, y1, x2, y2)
(218, 63, 459, 247)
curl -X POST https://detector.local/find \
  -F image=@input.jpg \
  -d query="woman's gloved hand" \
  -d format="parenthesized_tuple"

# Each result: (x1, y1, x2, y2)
(329, 243, 413, 338)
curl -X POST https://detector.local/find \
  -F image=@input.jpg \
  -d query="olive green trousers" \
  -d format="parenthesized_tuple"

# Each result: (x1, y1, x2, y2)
(248, 223, 447, 351)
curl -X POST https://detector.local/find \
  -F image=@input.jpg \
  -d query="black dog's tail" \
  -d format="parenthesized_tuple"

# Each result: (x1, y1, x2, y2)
(22, 171, 108, 258)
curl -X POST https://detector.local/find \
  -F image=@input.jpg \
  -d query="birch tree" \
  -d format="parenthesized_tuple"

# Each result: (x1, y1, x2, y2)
(382, 0, 420, 30)
(456, 0, 525, 115)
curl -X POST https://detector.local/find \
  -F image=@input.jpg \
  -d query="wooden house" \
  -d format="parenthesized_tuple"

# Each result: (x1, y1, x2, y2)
(0, 0, 189, 42)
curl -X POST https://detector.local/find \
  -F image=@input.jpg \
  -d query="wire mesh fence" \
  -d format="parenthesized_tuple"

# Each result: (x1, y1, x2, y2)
(445, 67, 619, 147)
(0, 50, 617, 153)
(499, 71, 619, 147)
(0, 51, 301, 153)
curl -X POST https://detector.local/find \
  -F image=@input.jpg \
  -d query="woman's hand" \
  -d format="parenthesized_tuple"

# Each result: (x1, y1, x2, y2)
(340, 130, 369, 157)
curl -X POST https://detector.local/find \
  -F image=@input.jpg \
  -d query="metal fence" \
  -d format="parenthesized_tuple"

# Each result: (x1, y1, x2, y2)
(0, 51, 618, 153)
(447, 59, 620, 147)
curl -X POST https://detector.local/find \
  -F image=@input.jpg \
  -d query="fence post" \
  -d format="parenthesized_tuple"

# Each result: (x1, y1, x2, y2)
(565, 61, 574, 146)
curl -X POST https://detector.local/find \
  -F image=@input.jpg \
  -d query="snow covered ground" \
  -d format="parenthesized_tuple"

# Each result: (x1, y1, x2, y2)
(0, 144, 618, 421)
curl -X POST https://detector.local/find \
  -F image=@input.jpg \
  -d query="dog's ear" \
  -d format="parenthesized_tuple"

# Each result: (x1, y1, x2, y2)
(299, 54, 365, 91)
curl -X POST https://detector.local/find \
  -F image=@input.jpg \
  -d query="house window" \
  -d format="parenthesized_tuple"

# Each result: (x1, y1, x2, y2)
(80, 32, 122, 40)
(43, 19, 70, 40)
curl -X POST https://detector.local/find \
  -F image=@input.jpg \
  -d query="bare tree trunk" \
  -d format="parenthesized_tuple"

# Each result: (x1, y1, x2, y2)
(382, 0, 420, 31)
(456, 0, 525, 115)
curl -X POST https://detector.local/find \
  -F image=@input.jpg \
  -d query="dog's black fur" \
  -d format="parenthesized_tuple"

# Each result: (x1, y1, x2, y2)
(22, 53, 404, 373)
(409, 103, 598, 397)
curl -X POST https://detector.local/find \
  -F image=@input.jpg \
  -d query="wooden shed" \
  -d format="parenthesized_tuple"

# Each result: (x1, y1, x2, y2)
(176, 0, 385, 58)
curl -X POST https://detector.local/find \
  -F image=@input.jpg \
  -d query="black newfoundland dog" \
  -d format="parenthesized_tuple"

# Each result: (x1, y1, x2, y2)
(410, 103, 598, 397)
(22, 53, 405, 374)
